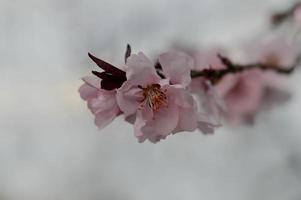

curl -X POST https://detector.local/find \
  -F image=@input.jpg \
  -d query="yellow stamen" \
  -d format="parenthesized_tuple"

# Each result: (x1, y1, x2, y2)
(139, 84, 167, 112)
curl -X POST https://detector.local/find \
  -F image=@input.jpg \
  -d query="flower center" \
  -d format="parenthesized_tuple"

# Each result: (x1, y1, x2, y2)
(138, 84, 167, 112)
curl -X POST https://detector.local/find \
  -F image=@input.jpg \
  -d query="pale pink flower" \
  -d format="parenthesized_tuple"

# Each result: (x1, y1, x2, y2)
(248, 38, 296, 91)
(190, 78, 225, 133)
(178, 47, 226, 130)
(79, 76, 120, 129)
(215, 70, 264, 124)
(179, 46, 272, 124)
(213, 39, 297, 124)
(117, 51, 214, 143)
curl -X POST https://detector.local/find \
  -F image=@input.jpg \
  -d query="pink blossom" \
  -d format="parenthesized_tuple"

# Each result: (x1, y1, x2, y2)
(178, 47, 267, 124)
(79, 76, 120, 129)
(190, 78, 225, 133)
(212, 39, 297, 124)
(249, 38, 296, 92)
(215, 70, 264, 124)
(176, 47, 226, 129)
(117, 51, 214, 143)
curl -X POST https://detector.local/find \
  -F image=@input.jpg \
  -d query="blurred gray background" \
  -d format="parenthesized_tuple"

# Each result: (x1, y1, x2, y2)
(1, 0, 301, 199)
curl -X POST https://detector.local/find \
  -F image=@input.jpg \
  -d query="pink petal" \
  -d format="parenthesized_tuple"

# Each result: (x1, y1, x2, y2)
(163, 84, 191, 108)
(87, 90, 118, 114)
(134, 102, 179, 143)
(191, 78, 225, 127)
(125, 52, 160, 85)
(78, 83, 98, 100)
(159, 51, 193, 87)
(117, 52, 163, 117)
(134, 107, 153, 143)
(164, 85, 198, 131)
(214, 75, 238, 98)
(94, 106, 120, 129)
(79, 82, 120, 129)
(141, 102, 179, 141)
(177, 105, 198, 131)
(116, 81, 143, 117)
(82, 76, 101, 89)
(217, 70, 264, 123)
(134, 115, 147, 143)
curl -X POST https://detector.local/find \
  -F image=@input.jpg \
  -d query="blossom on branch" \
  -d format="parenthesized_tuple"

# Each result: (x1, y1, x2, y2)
(117, 51, 219, 142)
(78, 1, 301, 143)
(79, 39, 299, 142)
(79, 76, 121, 129)
(79, 49, 223, 143)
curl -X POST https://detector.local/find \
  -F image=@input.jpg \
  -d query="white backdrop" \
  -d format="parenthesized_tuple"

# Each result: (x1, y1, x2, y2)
(1, 0, 301, 199)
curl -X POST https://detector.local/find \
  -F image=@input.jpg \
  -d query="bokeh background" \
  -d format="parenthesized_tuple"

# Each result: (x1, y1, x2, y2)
(1, 0, 301, 199)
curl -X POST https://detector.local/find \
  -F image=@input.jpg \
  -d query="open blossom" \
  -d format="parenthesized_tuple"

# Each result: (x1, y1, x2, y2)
(214, 39, 296, 124)
(180, 42, 295, 124)
(117, 51, 219, 143)
(185, 48, 226, 130)
(188, 48, 257, 124)
(190, 78, 225, 133)
(79, 76, 120, 129)
(78, 40, 297, 141)
(175, 47, 226, 128)
(215, 69, 264, 124)
(79, 51, 222, 143)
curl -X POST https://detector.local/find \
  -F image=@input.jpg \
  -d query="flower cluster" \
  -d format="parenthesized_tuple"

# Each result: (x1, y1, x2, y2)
(79, 40, 299, 143)
(79, 49, 225, 143)
(79, 2, 301, 143)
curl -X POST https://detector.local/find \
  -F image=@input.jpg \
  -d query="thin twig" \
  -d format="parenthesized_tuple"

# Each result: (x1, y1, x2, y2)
(190, 54, 301, 83)
(125, 44, 131, 63)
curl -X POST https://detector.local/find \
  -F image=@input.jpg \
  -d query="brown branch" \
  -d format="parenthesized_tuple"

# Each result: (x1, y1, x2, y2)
(191, 54, 300, 84)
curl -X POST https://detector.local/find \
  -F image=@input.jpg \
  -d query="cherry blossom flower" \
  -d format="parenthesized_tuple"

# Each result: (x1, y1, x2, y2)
(77, 1, 301, 143)
(78, 38, 298, 140)
(190, 78, 225, 133)
(214, 39, 297, 124)
(215, 69, 264, 124)
(181, 48, 226, 130)
(79, 76, 121, 129)
(174, 47, 226, 129)
(117, 51, 219, 143)
(188, 49, 262, 124)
